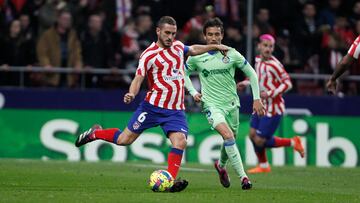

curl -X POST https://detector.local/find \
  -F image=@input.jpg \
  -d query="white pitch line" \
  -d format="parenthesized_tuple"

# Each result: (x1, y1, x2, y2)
(127, 163, 214, 172)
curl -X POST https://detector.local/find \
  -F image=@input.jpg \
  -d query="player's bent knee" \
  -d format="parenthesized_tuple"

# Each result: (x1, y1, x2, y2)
(253, 136, 265, 147)
(173, 136, 187, 149)
(174, 138, 187, 149)
(249, 129, 257, 139)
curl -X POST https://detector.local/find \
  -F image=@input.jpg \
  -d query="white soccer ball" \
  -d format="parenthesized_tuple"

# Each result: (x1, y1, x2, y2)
(148, 170, 174, 192)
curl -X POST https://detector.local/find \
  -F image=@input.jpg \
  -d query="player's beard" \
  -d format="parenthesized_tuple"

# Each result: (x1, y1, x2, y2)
(160, 37, 172, 48)
(261, 51, 271, 59)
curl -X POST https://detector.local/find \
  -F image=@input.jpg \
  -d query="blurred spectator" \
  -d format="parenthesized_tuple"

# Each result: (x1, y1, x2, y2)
(101, 0, 132, 32)
(22, 0, 46, 38)
(255, 8, 275, 36)
(318, 0, 342, 28)
(0, 3, 6, 36)
(321, 15, 355, 67)
(0, 19, 36, 86)
(349, 1, 360, 26)
(213, 0, 240, 23)
(136, 13, 155, 51)
(333, 15, 356, 47)
(222, 23, 244, 53)
(19, 13, 35, 41)
(68, 0, 103, 33)
(1, 0, 27, 24)
(80, 13, 116, 88)
(38, 0, 68, 35)
(243, 23, 261, 64)
(273, 29, 300, 68)
(36, 9, 82, 88)
(119, 13, 154, 84)
(132, 0, 166, 23)
(181, 4, 215, 44)
(293, 1, 321, 66)
(319, 33, 343, 74)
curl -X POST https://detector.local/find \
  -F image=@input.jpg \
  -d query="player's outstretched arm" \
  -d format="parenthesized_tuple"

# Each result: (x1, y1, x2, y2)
(241, 64, 260, 101)
(124, 75, 145, 104)
(186, 44, 230, 56)
(327, 54, 356, 94)
(184, 67, 202, 102)
(240, 64, 266, 116)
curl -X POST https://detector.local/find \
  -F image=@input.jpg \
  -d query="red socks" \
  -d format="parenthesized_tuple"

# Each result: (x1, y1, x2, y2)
(167, 148, 183, 179)
(94, 128, 121, 144)
(256, 149, 268, 163)
(274, 137, 291, 147)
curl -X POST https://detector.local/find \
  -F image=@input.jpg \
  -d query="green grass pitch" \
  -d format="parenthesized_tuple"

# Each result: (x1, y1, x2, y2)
(0, 159, 359, 203)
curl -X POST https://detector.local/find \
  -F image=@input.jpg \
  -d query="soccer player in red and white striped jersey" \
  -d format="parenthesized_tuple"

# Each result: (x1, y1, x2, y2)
(237, 34, 305, 174)
(327, 35, 360, 94)
(75, 16, 229, 192)
(254, 52, 291, 116)
(136, 40, 186, 110)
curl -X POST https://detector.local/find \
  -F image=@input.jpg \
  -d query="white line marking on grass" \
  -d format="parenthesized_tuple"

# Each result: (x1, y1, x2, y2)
(127, 163, 214, 173)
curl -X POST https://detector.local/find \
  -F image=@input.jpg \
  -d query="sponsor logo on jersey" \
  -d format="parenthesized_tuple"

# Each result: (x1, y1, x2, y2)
(202, 69, 210, 77)
(202, 68, 230, 77)
(164, 75, 183, 81)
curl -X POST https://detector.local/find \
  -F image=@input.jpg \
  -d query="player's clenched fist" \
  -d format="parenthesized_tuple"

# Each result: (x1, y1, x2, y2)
(124, 93, 135, 104)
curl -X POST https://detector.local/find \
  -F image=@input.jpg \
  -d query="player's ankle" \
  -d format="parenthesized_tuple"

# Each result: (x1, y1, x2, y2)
(259, 162, 269, 168)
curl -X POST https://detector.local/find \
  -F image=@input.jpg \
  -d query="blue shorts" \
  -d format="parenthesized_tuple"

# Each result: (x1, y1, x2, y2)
(250, 114, 282, 139)
(127, 101, 188, 137)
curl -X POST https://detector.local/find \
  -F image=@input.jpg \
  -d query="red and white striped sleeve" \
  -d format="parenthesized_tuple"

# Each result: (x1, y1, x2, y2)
(173, 40, 185, 52)
(348, 35, 360, 59)
(267, 59, 292, 98)
(136, 43, 158, 76)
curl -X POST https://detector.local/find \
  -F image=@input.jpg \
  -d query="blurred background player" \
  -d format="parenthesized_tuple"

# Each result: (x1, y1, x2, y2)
(237, 34, 305, 174)
(74, 16, 229, 192)
(185, 17, 265, 189)
(327, 35, 360, 94)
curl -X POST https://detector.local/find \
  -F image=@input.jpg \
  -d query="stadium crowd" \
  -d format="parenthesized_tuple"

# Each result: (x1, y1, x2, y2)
(0, 0, 359, 95)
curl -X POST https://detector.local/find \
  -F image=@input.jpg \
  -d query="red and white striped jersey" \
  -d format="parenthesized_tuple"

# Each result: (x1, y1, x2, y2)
(348, 35, 360, 59)
(136, 40, 186, 110)
(255, 55, 292, 116)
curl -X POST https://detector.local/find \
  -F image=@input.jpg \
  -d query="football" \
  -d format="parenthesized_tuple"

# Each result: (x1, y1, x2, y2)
(148, 170, 174, 192)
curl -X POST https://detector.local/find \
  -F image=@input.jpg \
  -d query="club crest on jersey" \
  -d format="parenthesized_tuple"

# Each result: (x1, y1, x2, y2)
(222, 56, 230, 63)
(133, 121, 141, 130)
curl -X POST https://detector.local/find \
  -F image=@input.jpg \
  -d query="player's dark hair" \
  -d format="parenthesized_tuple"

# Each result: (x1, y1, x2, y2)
(203, 17, 224, 35)
(157, 16, 177, 28)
